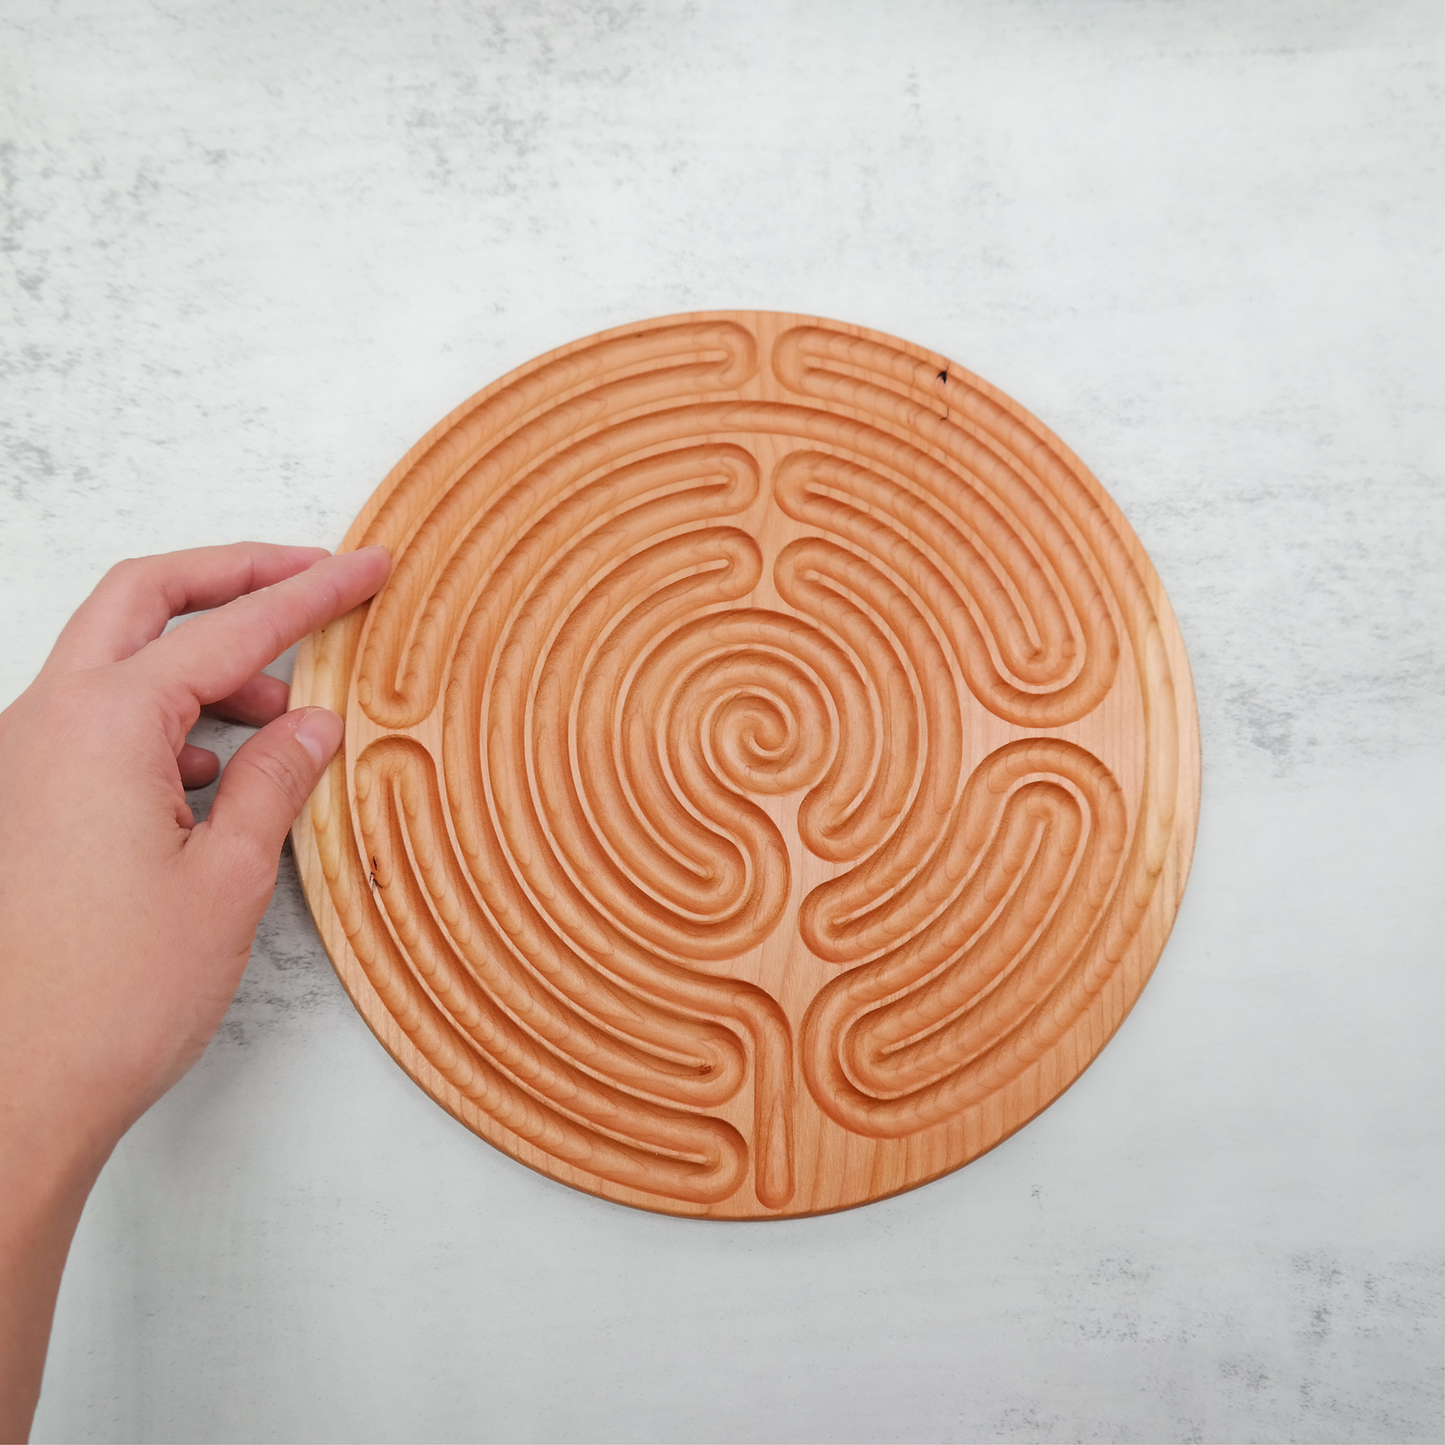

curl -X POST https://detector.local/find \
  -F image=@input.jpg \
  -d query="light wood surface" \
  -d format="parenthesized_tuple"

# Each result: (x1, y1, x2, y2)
(290, 312, 1200, 1219)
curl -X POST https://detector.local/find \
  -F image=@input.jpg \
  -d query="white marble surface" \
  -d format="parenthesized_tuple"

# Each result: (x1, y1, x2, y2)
(3, 2, 1442, 1441)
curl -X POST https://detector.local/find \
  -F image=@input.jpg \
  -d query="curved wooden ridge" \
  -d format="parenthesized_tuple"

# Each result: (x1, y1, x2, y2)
(290, 312, 1200, 1218)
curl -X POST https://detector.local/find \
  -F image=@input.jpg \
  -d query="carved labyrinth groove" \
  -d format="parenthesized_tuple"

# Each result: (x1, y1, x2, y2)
(291, 312, 1200, 1218)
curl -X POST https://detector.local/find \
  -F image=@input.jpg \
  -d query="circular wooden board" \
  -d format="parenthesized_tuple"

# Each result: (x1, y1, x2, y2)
(290, 312, 1200, 1219)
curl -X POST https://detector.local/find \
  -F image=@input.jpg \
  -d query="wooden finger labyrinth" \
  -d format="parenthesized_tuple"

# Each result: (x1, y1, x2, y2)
(291, 312, 1199, 1218)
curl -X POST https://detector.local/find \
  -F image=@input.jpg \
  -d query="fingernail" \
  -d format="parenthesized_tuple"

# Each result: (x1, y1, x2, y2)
(295, 707, 344, 768)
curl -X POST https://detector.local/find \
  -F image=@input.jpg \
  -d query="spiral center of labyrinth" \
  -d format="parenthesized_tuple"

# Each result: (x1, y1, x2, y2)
(302, 313, 1197, 1217)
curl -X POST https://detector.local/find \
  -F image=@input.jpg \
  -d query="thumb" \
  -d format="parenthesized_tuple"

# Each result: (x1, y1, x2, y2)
(199, 707, 344, 874)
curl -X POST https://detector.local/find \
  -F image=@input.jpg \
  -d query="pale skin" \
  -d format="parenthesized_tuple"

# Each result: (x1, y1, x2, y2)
(0, 542, 391, 1443)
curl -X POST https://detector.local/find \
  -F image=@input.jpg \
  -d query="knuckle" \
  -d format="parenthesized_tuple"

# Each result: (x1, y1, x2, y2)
(235, 739, 312, 809)
(101, 555, 151, 593)
(96, 554, 171, 618)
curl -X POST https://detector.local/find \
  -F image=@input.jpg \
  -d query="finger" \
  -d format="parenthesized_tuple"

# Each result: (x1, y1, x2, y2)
(201, 672, 291, 727)
(137, 548, 390, 710)
(47, 543, 332, 673)
(178, 744, 221, 789)
(192, 708, 343, 878)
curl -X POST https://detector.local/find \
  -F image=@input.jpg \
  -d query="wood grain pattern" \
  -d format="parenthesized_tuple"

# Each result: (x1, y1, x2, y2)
(290, 311, 1200, 1218)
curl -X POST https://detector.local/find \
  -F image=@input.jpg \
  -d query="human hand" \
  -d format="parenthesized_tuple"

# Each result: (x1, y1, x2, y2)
(0, 542, 389, 1441)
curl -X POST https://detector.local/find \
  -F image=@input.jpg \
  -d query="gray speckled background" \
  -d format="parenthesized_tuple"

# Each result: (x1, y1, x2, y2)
(3, 3, 1442, 1441)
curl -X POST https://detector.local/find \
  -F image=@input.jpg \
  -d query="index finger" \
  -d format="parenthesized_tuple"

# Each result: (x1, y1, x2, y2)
(135, 547, 391, 707)
(46, 542, 333, 673)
